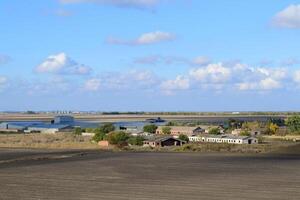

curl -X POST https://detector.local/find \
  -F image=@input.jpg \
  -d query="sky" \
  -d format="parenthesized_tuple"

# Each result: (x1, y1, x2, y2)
(1, 0, 300, 111)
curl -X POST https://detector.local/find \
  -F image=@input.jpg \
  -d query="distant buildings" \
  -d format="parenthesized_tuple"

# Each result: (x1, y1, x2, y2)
(0, 115, 75, 134)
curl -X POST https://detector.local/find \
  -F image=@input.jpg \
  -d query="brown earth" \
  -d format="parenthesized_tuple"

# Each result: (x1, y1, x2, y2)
(0, 146, 299, 200)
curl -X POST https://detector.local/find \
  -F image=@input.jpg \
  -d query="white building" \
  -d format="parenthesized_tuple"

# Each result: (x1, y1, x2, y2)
(188, 134, 258, 144)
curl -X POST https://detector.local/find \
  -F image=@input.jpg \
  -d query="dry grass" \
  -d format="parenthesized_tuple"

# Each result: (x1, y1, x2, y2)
(0, 133, 98, 149)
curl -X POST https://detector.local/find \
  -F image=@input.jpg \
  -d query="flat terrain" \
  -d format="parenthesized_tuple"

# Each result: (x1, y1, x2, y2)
(0, 147, 299, 200)
(0, 113, 285, 123)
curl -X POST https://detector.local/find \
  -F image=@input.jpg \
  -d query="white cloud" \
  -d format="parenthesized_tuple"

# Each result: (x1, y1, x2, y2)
(161, 75, 189, 91)
(237, 78, 281, 91)
(84, 78, 101, 91)
(36, 53, 92, 75)
(107, 31, 175, 46)
(189, 63, 231, 83)
(59, 0, 160, 9)
(272, 4, 300, 28)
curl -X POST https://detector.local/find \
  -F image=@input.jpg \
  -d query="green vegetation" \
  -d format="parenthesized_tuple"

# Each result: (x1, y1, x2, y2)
(128, 136, 145, 146)
(98, 123, 115, 133)
(239, 130, 251, 136)
(106, 131, 130, 147)
(143, 124, 157, 133)
(265, 123, 279, 135)
(208, 127, 221, 135)
(162, 126, 171, 135)
(178, 134, 189, 142)
(73, 127, 82, 136)
(285, 115, 300, 134)
(92, 123, 116, 142)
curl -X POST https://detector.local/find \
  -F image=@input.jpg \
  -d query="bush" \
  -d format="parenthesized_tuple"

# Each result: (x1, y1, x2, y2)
(73, 127, 82, 136)
(106, 131, 130, 145)
(128, 136, 145, 146)
(92, 131, 107, 143)
(178, 134, 189, 142)
(162, 126, 171, 135)
(208, 127, 220, 135)
(98, 123, 115, 134)
(143, 124, 157, 133)
(240, 130, 251, 136)
(285, 115, 300, 134)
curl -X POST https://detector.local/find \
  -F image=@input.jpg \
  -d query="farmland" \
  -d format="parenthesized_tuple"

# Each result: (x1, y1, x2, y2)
(0, 146, 299, 200)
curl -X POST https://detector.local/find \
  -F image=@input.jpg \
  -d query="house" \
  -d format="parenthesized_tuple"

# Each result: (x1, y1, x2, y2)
(156, 126, 204, 136)
(143, 136, 187, 148)
(188, 134, 258, 144)
(26, 124, 73, 134)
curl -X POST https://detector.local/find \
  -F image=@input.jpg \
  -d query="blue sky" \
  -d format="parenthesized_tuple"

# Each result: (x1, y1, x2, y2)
(1, 0, 300, 111)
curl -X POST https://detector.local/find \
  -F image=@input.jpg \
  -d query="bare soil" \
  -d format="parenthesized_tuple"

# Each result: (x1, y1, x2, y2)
(0, 146, 299, 200)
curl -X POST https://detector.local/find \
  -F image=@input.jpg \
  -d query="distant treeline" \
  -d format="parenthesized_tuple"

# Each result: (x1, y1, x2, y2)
(101, 112, 298, 116)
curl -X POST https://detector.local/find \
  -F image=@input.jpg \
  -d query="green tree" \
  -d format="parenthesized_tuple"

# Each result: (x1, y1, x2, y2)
(285, 115, 300, 134)
(99, 123, 115, 134)
(73, 127, 82, 136)
(162, 126, 171, 135)
(239, 130, 251, 136)
(143, 124, 158, 133)
(178, 134, 189, 142)
(92, 131, 107, 142)
(208, 127, 221, 135)
(128, 136, 145, 146)
(106, 131, 130, 145)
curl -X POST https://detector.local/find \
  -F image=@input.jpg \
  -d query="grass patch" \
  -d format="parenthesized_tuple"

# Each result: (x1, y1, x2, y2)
(0, 133, 98, 149)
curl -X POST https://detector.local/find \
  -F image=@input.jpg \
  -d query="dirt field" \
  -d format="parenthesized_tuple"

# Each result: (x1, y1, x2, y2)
(0, 148, 299, 200)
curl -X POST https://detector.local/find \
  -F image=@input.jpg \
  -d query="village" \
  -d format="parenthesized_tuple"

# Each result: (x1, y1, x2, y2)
(1, 114, 299, 150)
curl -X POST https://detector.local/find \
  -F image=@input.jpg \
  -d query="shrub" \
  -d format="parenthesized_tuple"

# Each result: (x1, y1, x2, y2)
(285, 115, 300, 134)
(143, 124, 157, 133)
(208, 127, 220, 135)
(240, 130, 251, 136)
(73, 127, 82, 136)
(128, 136, 145, 146)
(106, 131, 130, 145)
(98, 123, 115, 133)
(162, 126, 171, 135)
(178, 134, 189, 142)
(92, 131, 107, 143)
